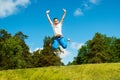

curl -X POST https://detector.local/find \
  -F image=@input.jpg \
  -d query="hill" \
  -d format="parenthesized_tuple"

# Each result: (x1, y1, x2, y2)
(0, 63, 120, 80)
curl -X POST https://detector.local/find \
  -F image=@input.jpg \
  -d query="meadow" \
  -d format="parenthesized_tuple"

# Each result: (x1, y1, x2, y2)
(0, 63, 120, 80)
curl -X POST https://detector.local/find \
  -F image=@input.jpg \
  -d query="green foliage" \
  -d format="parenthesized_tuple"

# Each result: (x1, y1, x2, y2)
(14, 32, 33, 68)
(110, 38, 120, 62)
(0, 29, 11, 41)
(0, 29, 11, 66)
(1, 28, 120, 70)
(73, 32, 120, 65)
(0, 29, 64, 70)
(32, 36, 63, 67)
(1, 37, 25, 69)
(0, 29, 32, 70)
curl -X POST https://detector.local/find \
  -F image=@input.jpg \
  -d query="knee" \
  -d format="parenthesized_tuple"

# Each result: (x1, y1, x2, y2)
(52, 40, 59, 50)
(52, 45, 58, 50)
(62, 44, 67, 49)
(59, 37, 67, 49)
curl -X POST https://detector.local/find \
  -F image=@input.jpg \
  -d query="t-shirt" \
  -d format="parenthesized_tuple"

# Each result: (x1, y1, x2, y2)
(51, 23, 62, 36)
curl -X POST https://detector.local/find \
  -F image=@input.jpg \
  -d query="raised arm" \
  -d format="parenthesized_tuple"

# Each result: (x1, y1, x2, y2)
(60, 8, 66, 24)
(46, 10, 53, 25)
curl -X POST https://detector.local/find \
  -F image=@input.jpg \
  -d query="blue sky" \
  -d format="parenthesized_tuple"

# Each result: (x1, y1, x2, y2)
(0, 0, 120, 65)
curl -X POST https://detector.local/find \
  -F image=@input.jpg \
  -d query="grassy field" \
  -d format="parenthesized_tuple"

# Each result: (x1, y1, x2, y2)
(0, 63, 120, 80)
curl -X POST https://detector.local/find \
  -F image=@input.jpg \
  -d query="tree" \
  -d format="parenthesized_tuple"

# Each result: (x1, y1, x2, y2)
(76, 45, 88, 64)
(86, 33, 111, 63)
(0, 29, 11, 41)
(0, 30, 33, 70)
(1, 38, 25, 69)
(0, 29, 11, 69)
(110, 38, 120, 62)
(14, 32, 33, 68)
(32, 36, 64, 67)
(72, 32, 120, 65)
(32, 49, 42, 67)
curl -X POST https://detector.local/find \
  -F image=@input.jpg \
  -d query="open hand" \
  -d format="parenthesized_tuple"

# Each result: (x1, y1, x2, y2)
(63, 8, 66, 13)
(46, 10, 50, 14)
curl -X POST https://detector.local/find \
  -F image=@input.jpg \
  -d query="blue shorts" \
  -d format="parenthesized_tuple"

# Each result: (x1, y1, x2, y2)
(52, 37, 67, 50)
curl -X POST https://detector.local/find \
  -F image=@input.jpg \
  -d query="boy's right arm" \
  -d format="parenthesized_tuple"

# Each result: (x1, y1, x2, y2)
(46, 10, 53, 25)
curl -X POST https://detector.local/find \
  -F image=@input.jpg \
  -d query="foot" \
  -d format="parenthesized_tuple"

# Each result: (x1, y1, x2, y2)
(49, 43, 52, 47)
(54, 49, 61, 54)
(59, 46, 64, 54)
(54, 46, 64, 54)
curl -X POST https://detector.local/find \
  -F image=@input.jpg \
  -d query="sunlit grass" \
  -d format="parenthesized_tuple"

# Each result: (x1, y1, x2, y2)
(0, 63, 120, 80)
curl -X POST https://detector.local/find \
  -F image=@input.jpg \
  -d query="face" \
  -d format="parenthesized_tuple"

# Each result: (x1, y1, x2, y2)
(54, 18, 59, 25)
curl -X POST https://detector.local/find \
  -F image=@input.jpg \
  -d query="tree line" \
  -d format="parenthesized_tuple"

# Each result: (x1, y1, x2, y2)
(1, 29, 120, 70)
(69, 32, 120, 65)
(0, 29, 63, 70)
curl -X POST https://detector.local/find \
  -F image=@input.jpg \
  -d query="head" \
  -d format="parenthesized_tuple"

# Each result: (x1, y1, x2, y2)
(53, 18, 59, 25)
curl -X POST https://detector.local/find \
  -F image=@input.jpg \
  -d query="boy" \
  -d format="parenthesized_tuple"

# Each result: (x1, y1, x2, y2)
(46, 9, 70, 50)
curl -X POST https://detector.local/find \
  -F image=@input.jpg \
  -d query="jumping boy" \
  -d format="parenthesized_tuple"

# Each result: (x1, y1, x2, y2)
(46, 9, 69, 50)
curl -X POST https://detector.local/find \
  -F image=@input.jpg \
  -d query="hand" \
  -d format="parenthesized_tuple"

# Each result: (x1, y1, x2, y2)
(46, 10, 50, 14)
(63, 8, 66, 13)
(68, 38, 70, 42)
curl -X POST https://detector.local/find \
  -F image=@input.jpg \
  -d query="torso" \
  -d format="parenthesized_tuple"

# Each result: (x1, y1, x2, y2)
(51, 23, 62, 36)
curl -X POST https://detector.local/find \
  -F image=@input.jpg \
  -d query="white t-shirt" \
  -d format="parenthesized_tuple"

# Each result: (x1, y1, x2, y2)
(51, 23, 62, 36)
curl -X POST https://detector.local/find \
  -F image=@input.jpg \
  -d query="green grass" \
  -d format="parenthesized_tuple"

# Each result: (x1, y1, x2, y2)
(0, 63, 120, 80)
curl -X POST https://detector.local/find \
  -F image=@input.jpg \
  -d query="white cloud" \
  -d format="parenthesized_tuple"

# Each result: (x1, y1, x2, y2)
(89, 0, 100, 4)
(29, 49, 33, 53)
(59, 49, 71, 58)
(34, 47, 43, 51)
(83, 3, 91, 10)
(0, 0, 30, 18)
(74, 0, 101, 17)
(29, 47, 43, 53)
(70, 42, 84, 50)
(74, 8, 83, 16)
(59, 49, 72, 65)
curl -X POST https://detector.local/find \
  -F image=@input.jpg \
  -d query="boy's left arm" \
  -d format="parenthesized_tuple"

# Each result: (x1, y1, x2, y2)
(60, 8, 66, 24)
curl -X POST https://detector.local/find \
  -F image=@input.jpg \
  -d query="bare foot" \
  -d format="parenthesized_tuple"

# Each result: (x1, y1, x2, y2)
(49, 43, 52, 47)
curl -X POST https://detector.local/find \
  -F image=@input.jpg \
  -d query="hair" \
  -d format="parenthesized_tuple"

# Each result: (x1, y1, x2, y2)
(53, 18, 58, 21)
